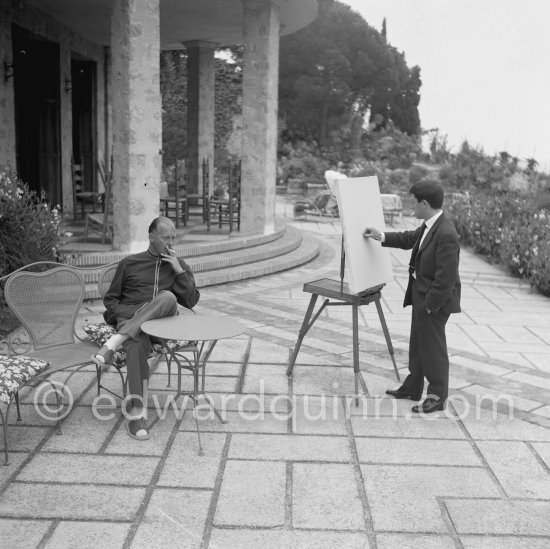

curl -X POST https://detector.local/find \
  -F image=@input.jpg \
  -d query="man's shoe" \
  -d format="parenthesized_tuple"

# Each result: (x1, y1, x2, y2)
(91, 345, 115, 369)
(411, 398, 445, 414)
(385, 388, 422, 401)
(125, 417, 150, 441)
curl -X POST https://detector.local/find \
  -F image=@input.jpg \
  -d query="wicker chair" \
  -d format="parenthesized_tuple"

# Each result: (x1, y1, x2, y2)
(85, 262, 199, 400)
(1, 263, 99, 464)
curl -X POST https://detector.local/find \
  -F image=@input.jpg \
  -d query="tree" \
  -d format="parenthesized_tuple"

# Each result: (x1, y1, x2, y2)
(160, 48, 243, 171)
(279, 0, 422, 149)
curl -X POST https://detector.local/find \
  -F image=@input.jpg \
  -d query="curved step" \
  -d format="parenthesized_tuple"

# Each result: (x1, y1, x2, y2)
(188, 224, 303, 273)
(195, 232, 320, 287)
(83, 225, 319, 299)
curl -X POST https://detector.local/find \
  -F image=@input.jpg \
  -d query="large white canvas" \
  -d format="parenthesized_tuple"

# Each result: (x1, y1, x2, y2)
(334, 176, 394, 294)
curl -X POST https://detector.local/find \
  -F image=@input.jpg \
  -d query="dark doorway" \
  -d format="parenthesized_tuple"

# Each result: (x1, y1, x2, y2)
(71, 59, 97, 193)
(12, 25, 61, 205)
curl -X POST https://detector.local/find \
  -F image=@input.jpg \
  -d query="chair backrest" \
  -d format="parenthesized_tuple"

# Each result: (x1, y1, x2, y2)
(71, 158, 84, 190)
(98, 262, 119, 298)
(4, 266, 85, 350)
(98, 157, 114, 215)
(313, 191, 332, 210)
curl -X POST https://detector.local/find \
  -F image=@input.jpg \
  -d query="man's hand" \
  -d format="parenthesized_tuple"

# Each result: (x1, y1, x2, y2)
(363, 226, 382, 241)
(161, 248, 184, 274)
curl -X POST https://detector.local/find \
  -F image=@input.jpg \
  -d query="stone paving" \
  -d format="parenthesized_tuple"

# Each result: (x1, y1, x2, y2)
(1, 202, 550, 548)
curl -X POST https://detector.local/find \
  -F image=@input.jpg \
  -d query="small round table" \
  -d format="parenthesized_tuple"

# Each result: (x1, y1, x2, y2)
(141, 314, 246, 454)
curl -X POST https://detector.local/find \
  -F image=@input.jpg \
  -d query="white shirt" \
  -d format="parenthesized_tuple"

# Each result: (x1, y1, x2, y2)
(419, 210, 443, 248)
(379, 210, 443, 244)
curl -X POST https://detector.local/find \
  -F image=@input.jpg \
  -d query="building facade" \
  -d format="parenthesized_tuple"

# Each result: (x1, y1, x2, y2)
(0, 0, 317, 250)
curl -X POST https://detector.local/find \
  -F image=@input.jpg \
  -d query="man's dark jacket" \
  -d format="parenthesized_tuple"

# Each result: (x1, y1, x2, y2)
(383, 213, 461, 314)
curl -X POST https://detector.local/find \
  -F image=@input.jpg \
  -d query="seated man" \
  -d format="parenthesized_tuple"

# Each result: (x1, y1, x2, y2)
(92, 216, 200, 440)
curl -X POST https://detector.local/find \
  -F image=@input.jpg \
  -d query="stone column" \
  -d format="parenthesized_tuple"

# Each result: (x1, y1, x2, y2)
(241, 0, 280, 234)
(110, 0, 162, 251)
(59, 46, 73, 214)
(185, 40, 217, 196)
(0, 16, 16, 172)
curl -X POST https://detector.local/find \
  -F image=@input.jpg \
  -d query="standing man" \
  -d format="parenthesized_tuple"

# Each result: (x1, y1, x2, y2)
(92, 217, 200, 439)
(363, 181, 461, 413)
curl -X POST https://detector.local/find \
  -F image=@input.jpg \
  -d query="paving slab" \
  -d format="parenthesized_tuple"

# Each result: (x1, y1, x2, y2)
(0, 484, 145, 520)
(355, 438, 481, 466)
(41, 407, 115, 453)
(376, 533, 455, 549)
(16, 453, 159, 485)
(0, 518, 51, 549)
(207, 392, 290, 413)
(228, 433, 352, 462)
(0, 425, 49, 454)
(242, 363, 290, 394)
(460, 384, 542, 412)
(460, 535, 550, 548)
(460, 409, 550, 441)
(351, 415, 466, 439)
(476, 441, 550, 498)
(158, 431, 225, 488)
(292, 365, 359, 396)
(45, 521, 129, 549)
(131, 488, 211, 549)
(361, 465, 500, 533)
(208, 529, 372, 548)
(292, 462, 365, 530)
(214, 460, 286, 527)
(445, 499, 550, 535)
(180, 409, 288, 434)
(291, 395, 348, 435)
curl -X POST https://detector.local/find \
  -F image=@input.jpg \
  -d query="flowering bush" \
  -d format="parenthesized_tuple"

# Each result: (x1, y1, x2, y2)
(0, 170, 66, 279)
(446, 190, 550, 296)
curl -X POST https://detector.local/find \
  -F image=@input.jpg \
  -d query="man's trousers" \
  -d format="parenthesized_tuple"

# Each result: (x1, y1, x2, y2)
(116, 290, 178, 400)
(400, 281, 451, 402)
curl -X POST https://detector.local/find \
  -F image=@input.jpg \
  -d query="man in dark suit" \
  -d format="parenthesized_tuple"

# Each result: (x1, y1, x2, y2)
(363, 181, 461, 413)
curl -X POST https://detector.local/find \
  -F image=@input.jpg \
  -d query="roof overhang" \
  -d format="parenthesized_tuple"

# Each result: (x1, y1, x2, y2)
(25, 0, 318, 49)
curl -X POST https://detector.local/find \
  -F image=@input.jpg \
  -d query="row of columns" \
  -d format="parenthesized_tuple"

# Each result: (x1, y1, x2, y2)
(110, 0, 280, 251)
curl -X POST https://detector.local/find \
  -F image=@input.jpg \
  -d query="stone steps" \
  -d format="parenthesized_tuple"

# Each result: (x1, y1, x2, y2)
(79, 224, 319, 299)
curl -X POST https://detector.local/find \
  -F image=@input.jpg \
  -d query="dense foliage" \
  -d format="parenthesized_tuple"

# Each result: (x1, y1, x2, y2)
(0, 170, 67, 331)
(279, 0, 421, 149)
(446, 191, 550, 296)
(160, 48, 243, 172)
(0, 170, 65, 279)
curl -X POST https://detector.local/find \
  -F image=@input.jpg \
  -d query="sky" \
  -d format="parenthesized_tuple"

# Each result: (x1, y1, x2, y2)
(340, 0, 550, 172)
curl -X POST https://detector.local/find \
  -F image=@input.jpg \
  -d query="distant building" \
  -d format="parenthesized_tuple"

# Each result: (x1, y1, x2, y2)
(0, 0, 317, 250)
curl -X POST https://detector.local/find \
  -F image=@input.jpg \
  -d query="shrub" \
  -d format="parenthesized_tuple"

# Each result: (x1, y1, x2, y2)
(446, 189, 550, 296)
(0, 170, 66, 279)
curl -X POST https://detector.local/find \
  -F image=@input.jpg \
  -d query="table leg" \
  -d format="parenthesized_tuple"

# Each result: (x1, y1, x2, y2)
(197, 340, 227, 424)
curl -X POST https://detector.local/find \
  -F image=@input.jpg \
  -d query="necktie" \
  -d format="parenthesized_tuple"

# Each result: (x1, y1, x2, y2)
(408, 223, 426, 277)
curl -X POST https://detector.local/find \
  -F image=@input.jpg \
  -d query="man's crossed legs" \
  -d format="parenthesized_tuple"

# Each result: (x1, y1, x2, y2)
(91, 291, 178, 439)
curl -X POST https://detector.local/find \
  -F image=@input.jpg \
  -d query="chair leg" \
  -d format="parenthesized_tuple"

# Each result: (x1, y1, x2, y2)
(166, 354, 172, 387)
(14, 391, 22, 422)
(1, 403, 11, 465)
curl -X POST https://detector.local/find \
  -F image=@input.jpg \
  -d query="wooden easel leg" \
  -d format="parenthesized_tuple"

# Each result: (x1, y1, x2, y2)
(351, 303, 369, 406)
(374, 297, 401, 381)
(286, 294, 319, 377)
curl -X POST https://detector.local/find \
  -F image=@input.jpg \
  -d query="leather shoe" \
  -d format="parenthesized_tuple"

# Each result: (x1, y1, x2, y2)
(385, 388, 422, 401)
(411, 398, 445, 414)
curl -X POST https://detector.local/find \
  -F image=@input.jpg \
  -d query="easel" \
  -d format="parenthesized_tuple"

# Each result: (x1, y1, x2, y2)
(286, 236, 400, 403)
